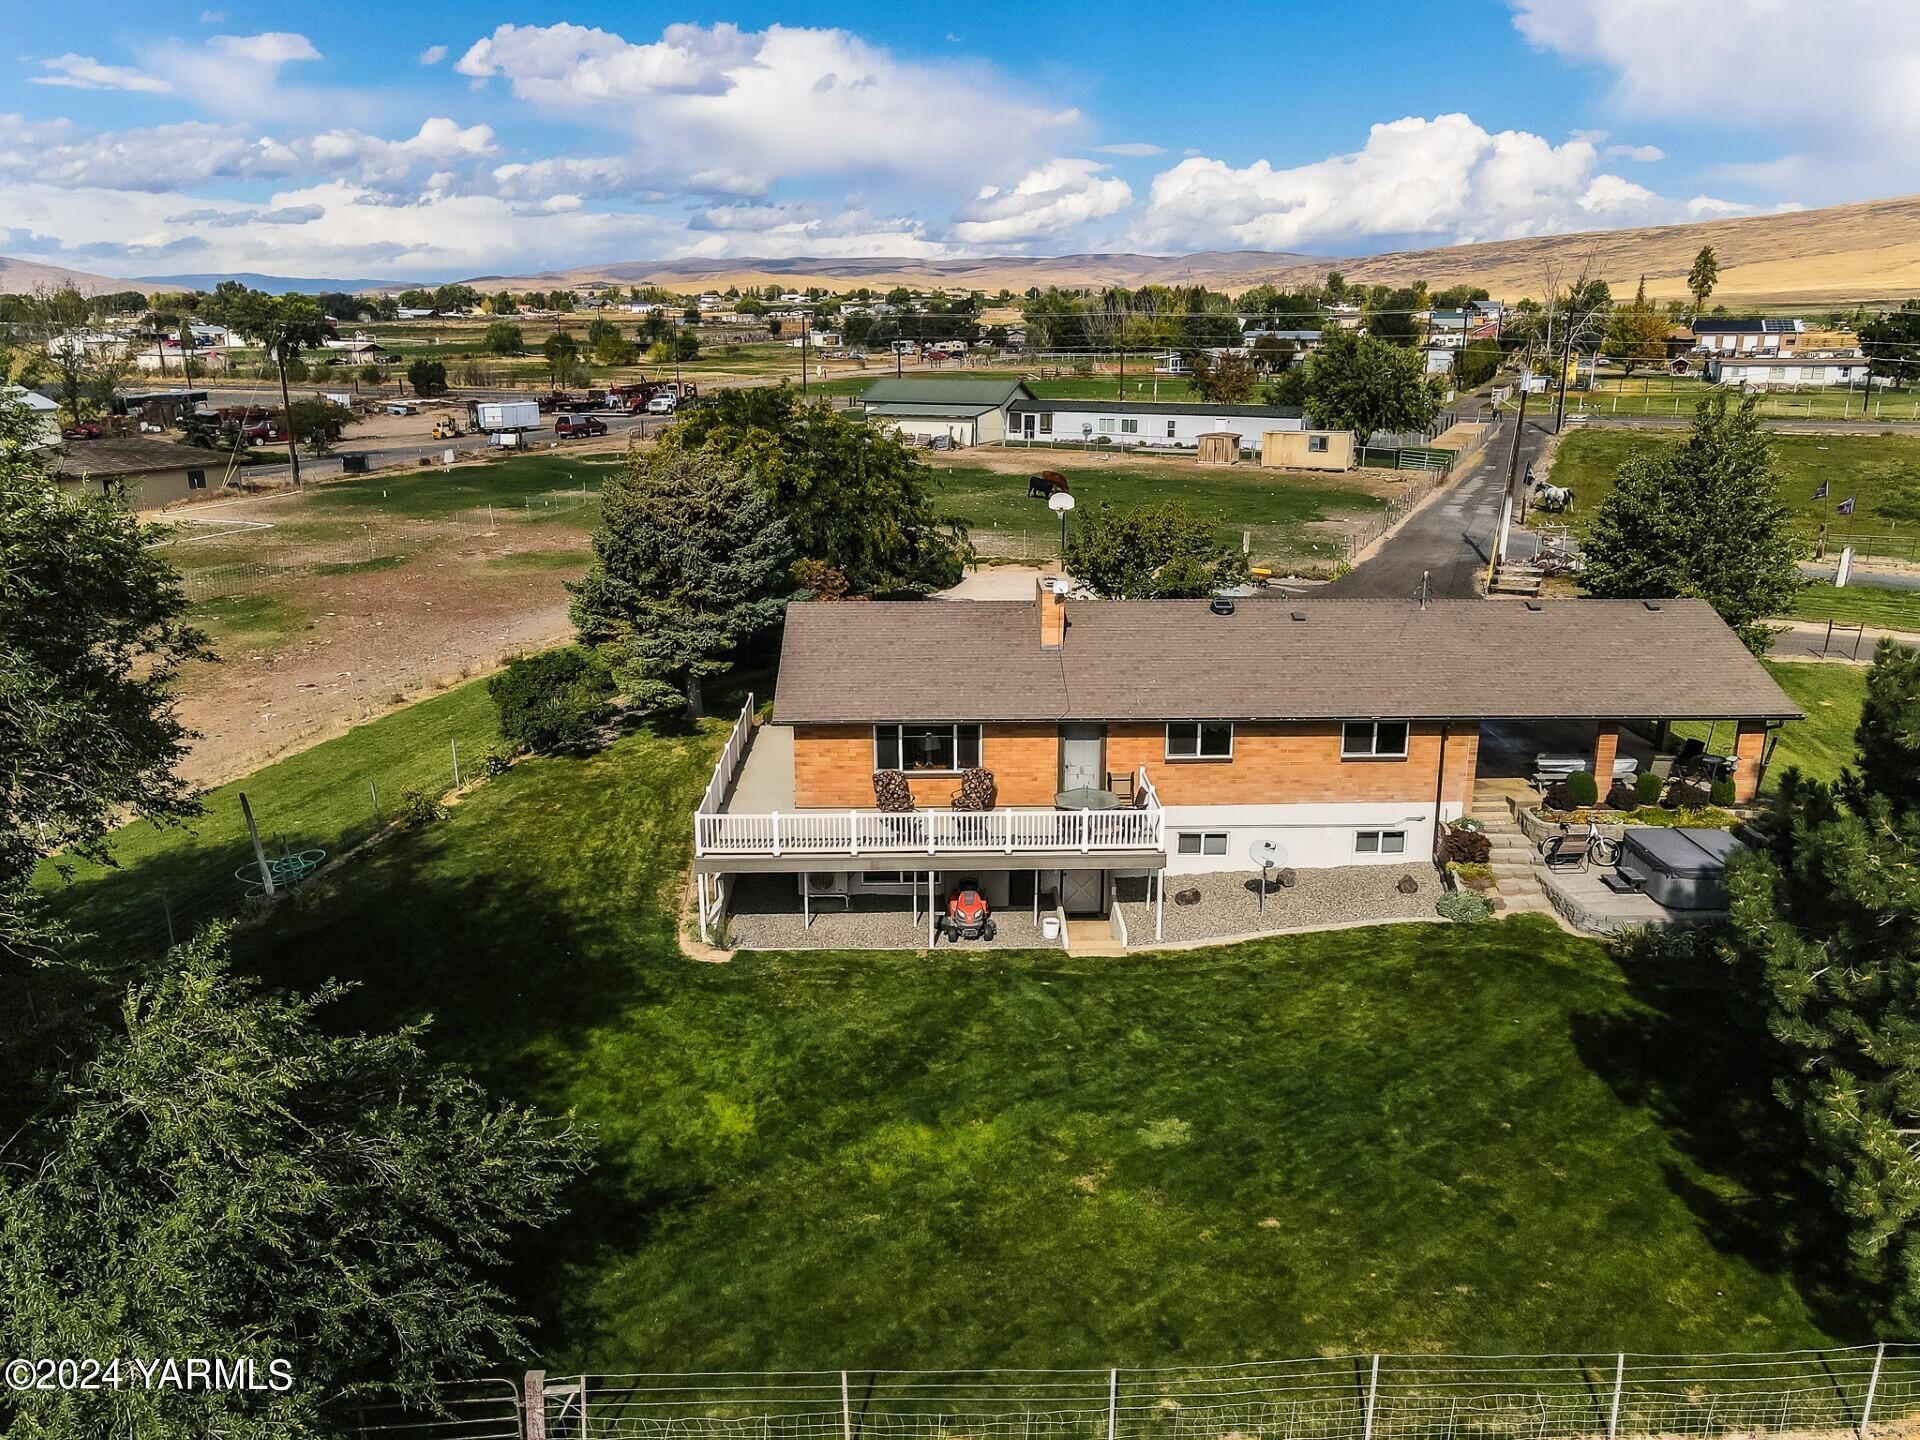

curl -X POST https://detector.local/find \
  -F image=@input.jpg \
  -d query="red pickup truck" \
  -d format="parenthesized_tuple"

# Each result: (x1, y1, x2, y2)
(554, 414, 608, 438)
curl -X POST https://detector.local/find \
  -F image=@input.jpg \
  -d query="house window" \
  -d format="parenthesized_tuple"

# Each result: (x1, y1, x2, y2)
(1355, 829, 1407, 856)
(1165, 721, 1233, 760)
(186, 469, 207, 490)
(1038, 413, 1053, 435)
(1341, 720, 1410, 759)
(1121, 418, 1139, 434)
(1166, 420, 1177, 438)
(1176, 831, 1229, 856)
(875, 723, 982, 774)
(1099, 418, 1116, 434)
(1308, 435, 1328, 453)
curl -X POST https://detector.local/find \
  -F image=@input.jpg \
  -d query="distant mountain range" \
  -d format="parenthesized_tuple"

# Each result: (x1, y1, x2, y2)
(132, 271, 412, 294)
(7, 192, 1920, 306)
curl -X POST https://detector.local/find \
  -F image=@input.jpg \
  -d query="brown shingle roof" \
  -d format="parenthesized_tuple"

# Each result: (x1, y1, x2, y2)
(53, 436, 208, 479)
(772, 598, 1802, 724)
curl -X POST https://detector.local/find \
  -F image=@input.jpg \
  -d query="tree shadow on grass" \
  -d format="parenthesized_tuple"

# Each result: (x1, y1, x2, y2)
(225, 801, 703, 1364)
(1571, 931, 1874, 1340)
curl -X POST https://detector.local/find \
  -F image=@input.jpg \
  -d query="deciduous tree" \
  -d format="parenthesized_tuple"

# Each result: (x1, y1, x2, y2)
(0, 927, 587, 1439)
(1605, 277, 1670, 375)
(1063, 501, 1247, 599)
(1300, 329, 1441, 444)
(407, 358, 448, 397)
(482, 320, 524, 356)
(1860, 300, 1920, 392)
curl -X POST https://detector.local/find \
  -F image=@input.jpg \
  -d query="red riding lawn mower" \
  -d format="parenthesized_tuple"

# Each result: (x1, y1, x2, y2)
(936, 881, 996, 943)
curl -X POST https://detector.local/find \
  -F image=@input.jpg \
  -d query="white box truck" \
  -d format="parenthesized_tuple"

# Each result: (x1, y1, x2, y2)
(474, 400, 540, 433)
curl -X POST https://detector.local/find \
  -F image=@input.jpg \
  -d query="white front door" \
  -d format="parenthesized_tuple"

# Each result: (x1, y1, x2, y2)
(1060, 724, 1105, 791)
(1061, 868, 1105, 915)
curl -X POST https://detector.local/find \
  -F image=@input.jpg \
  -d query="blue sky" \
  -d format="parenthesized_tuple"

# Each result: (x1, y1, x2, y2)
(4, 1, 1917, 281)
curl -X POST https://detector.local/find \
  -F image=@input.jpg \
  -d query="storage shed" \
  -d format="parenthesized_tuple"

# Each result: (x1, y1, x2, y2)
(1195, 431, 1241, 466)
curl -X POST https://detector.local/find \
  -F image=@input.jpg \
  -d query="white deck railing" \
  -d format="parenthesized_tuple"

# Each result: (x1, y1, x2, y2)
(696, 695, 756, 817)
(695, 766, 1165, 860)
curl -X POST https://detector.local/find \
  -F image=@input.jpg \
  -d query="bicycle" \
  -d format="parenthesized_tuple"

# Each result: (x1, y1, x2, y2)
(1541, 818, 1620, 871)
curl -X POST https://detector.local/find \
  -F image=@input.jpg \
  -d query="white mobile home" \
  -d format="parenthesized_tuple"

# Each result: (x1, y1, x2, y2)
(1005, 398, 1305, 449)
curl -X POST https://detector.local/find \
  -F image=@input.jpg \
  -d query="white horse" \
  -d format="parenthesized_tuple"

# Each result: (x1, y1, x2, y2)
(1535, 483, 1574, 513)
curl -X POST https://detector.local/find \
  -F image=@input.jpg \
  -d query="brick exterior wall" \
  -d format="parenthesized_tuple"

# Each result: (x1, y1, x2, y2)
(1107, 721, 1475, 807)
(793, 723, 1060, 808)
(790, 720, 1483, 812)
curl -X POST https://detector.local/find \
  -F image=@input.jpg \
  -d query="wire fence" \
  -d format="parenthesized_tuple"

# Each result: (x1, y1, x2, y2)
(345, 1348, 1920, 1440)
(50, 717, 495, 966)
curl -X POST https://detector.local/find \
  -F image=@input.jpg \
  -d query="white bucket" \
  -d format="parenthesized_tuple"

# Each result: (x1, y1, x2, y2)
(1041, 916, 1061, 941)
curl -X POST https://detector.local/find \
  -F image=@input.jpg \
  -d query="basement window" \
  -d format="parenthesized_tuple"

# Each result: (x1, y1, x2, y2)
(1355, 829, 1407, 856)
(1176, 831, 1230, 856)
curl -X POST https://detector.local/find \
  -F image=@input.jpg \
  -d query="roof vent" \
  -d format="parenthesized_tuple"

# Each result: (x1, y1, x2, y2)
(1525, 599, 1543, 612)
(1209, 598, 1236, 617)
(1643, 600, 1663, 611)
(1291, 610, 1308, 622)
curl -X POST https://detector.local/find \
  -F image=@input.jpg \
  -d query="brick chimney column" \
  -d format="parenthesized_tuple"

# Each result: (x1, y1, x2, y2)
(1037, 575, 1066, 648)
(1732, 721, 1767, 803)
(1591, 722, 1619, 798)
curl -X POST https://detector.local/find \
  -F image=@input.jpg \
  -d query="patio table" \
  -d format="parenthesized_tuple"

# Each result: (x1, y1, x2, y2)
(1054, 786, 1122, 810)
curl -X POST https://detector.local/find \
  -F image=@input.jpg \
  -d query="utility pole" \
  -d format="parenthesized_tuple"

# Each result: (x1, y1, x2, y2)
(1488, 372, 1531, 583)
(801, 314, 809, 398)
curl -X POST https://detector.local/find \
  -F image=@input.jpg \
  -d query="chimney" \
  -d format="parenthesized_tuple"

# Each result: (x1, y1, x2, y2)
(1037, 575, 1067, 648)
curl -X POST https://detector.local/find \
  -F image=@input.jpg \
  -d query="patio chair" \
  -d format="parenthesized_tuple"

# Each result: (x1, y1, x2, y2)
(950, 768, 997, 811)
(1540, 827, 1590, 873)
(872, 769, 917, 812)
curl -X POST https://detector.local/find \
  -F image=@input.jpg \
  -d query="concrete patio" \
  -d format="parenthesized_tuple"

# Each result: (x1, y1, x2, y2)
(722, 874, 1064, 951)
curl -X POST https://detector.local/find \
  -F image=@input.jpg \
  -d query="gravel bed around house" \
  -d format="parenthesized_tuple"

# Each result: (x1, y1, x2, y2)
(1114, 864, 1441, 946)
(723, 874, 1063, 951)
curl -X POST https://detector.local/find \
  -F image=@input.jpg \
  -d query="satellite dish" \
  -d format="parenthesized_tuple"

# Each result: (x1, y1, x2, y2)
(1251, 839, 1284, 867)
(1049, 490, 1076, 513)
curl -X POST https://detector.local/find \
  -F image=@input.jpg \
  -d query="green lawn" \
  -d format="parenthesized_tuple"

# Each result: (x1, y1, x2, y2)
(1577, 375, 1917, 424)
(40, 675, 1863, 1368)
(34, 682, 502, 957)
(1547, 429, 1920, 551)
(1673, 659, 1866, 791)
(930, 461, 1384, 569)
(1790, 584, 1920, 632)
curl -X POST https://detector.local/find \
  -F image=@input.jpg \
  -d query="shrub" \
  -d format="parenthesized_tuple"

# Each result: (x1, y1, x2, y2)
(1665, 779, 1712, 810)
(1447, 861, 1495, 892)
(1634, 770, 1666, 806)
(1442, 824, 1491, 865)
(1710, 775, 1738, 807)
(1436, 890, 1492, 923)
(1564, 769, 1600, 807)
(488, 647, 616, 752)
(396, 787, 446, 828)
(482, 746, 514, 777)
(1541, 780, 1578, 813)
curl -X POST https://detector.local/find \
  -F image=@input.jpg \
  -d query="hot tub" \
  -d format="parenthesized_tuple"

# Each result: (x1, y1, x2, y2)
(1616, 828, 1742, 910)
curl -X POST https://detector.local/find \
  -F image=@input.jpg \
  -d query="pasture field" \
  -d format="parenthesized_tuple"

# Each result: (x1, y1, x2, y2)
(1545, 428, 1920, 551)
(1575, 374, 1915, 423)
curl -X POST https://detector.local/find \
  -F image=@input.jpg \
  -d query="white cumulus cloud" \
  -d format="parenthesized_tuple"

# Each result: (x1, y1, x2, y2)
(1133, 113, 1697, 250)
(420, 45, 449, 66)
(453, 20, 1077, 188)
(953, 160, 1132, 244)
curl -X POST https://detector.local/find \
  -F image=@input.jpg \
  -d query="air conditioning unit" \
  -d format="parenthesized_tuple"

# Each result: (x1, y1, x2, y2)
(799, 872, 849, 899)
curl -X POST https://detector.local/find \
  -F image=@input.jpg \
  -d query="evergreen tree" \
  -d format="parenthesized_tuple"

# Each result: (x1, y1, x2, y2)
(1723, 640, 1920, 1325)
(1855, 639, 1920, 814)
(571, 445, 792, 717)
(1687, 245, 1720, 321)
(1578, 393, 1802, 653)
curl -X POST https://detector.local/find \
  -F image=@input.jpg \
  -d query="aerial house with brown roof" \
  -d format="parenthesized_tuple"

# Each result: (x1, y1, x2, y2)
(691, 583, 1800, 949)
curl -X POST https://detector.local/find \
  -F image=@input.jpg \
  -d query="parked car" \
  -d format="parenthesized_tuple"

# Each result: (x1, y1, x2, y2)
(645, 394, 677, 415)
(61, 421, 104, 440)
(555, 414, 607, 438)
(242, 420, 285, 444)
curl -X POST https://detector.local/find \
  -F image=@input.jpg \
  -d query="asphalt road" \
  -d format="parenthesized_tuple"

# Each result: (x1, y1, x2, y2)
(1320, 405, 1560, 600)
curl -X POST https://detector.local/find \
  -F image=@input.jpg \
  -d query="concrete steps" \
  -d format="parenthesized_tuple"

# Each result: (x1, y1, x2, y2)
(1064, 918, 1126, 956)
(1467, 779, 1548, 916)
